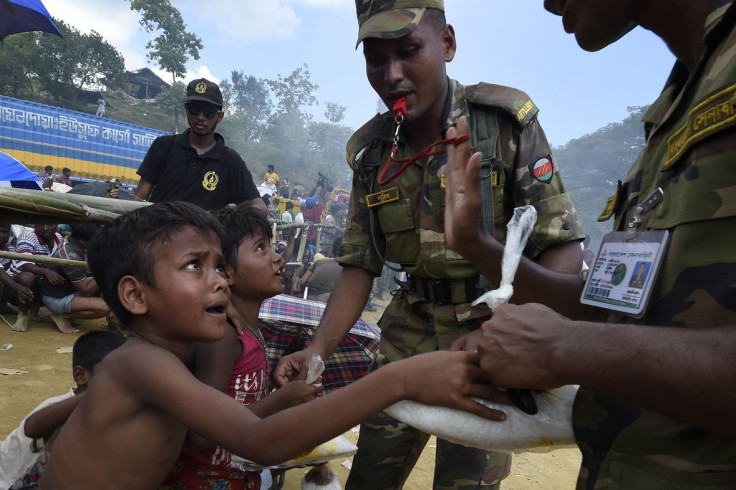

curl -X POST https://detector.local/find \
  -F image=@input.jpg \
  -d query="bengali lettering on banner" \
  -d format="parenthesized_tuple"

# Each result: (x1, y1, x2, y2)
(0, 96, 165, 148)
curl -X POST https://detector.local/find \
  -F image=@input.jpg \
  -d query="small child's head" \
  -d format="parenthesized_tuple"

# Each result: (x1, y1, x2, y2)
(214, 203, 284, 299)
(70, 223, 101, 248)
(87, 201, 225, 326)
(72, 330, 126, 390)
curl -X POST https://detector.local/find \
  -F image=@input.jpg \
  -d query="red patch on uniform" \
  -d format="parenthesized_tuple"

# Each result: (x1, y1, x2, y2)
(529, 157, 554, 183)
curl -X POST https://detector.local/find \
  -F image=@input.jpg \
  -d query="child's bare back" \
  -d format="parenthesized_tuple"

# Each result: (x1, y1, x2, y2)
(40, 341, 207, 489)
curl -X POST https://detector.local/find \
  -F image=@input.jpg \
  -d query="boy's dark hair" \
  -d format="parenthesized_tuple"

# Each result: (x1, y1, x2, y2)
(332, 236, 343, 257)
(44, 165, 53, 172)
(285, 202, 293, 210)
(87, 201, 224, 326)
(70, 223, 101, 242)
(213, 202, 273, 271)
(72, 330, 126, 373)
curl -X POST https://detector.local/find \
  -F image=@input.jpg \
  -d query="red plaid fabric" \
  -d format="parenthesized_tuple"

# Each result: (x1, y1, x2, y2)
(259, 295, 380, 393)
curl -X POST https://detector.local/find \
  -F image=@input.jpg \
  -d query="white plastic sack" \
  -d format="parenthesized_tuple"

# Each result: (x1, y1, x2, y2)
(385, 385, 577, 453)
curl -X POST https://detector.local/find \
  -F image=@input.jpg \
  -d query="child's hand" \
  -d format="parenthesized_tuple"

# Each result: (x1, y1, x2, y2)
(392, 350, 509, 422)
(273, 349, 313, 387)
(272, 379, 324, 409)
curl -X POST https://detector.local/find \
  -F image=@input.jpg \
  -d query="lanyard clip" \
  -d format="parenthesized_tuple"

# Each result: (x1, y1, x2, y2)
(390, 97, 406, 159)
(628, 187, 664, 232)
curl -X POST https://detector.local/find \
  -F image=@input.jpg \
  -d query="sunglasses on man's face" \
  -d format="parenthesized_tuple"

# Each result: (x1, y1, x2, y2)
(187, 103, 220, 119)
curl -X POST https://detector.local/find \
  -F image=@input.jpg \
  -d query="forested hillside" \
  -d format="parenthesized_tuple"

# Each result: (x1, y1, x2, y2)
(554, 106, 648, 251)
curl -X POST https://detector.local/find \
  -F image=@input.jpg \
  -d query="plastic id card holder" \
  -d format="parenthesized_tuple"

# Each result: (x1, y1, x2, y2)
(580, 230, 670, 318)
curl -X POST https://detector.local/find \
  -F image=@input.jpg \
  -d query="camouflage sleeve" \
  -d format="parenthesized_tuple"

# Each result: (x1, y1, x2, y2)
(336, 162, 384, 276)
(502, 116, 585, 259)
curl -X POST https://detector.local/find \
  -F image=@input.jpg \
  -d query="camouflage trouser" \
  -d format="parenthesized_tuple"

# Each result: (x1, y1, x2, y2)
(344, 410, 511, 490)
(345, 290, 511, 489)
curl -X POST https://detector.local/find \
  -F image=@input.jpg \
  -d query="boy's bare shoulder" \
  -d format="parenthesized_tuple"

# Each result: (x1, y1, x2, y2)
(99, 338, 191, 388)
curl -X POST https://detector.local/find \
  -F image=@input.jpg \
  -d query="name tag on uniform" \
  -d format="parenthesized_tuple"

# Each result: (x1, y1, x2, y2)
(580, 230, 670, 317)
(366, 187, 399, 208)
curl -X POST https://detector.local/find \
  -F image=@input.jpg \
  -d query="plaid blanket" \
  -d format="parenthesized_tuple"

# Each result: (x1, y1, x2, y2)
(259, 294, 380, 392)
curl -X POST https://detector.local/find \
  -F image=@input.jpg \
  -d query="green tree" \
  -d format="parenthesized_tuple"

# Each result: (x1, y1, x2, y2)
(128, 0, 203, 131)
(128, 0, 202, 82)
(35, 19, 125, 104)
(154, 81, 186, 132)
(0, 32, 41, 99)
(219, 70, 272, 142)
(266, 64, 318, 121)
(324, 102, 346, 124)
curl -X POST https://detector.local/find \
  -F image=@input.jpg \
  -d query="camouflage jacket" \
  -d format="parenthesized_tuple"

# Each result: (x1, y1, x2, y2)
(575, 1, 736, 487)
(339, 79, 584, 281)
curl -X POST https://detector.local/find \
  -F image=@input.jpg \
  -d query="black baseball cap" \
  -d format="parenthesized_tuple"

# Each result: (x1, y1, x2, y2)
(182, 78, 223, 108)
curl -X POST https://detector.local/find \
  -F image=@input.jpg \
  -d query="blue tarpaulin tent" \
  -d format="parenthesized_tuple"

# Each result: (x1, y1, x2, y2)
(0, 151, 43, 190)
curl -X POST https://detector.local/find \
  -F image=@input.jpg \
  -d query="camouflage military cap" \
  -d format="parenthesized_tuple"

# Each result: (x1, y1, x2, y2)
(355, 0, 444, 48)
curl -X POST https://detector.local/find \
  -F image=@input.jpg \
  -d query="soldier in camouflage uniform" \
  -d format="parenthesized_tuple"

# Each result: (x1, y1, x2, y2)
(274, 1, 585, 488)
(444, 0, 736, 488)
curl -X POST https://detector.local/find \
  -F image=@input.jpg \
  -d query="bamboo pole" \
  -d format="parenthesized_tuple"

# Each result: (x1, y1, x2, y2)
(0, 250, 87, 269)
(0, 188, 148, 225)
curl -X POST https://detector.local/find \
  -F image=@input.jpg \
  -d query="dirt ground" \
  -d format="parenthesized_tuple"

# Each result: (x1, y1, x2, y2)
(0, 308, 581, 489)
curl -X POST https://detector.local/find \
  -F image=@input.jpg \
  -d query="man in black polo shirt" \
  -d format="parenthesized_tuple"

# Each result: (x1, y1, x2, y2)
(133, 78, 266, 214)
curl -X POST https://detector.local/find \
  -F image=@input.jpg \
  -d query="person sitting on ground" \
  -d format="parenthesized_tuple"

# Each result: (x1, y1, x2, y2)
(37, 201, 501, 489)
(0, 330, 125, 489)
(0, 224, 34, 313)
(7, 224, 64, 332)
(161, 205, 317, 489)
(39, 223, 111, 334)
(295, 238, 343, 303)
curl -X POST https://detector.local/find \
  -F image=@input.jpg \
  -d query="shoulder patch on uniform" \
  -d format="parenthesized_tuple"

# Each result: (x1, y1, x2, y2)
(529, 156, 554, 183)
(665, 82, 736, 170)
(466, 82, 539, 127)
(346, 113, 394, 170)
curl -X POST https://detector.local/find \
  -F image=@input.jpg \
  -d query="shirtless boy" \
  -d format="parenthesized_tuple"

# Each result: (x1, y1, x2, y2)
(38, 201, 502, 489)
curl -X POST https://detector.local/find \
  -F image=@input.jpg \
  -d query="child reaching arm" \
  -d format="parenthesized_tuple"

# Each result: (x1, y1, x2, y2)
(39, 201, 503, 490)
(162, 206, 318, 488)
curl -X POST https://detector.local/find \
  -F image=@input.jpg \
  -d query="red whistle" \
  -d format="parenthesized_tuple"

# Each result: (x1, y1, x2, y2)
(392, 96, 407, 117)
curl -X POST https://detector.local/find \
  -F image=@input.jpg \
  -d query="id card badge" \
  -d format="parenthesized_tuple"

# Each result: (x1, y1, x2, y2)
(581, 230, 670, 318)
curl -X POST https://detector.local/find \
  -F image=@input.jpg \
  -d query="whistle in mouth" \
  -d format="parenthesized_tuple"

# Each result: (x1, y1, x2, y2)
(392, 96, 407, 117)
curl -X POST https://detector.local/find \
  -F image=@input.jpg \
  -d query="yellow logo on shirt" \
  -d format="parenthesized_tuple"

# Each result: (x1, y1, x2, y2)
(202, 171, 219, 191)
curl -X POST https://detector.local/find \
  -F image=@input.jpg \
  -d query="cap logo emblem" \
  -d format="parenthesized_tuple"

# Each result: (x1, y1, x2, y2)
(195, 81, 207, 94)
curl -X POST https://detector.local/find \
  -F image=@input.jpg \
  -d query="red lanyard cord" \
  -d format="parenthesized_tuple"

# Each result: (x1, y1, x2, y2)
(377, 134, 472, 186)
(377, 96, 472, 186)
